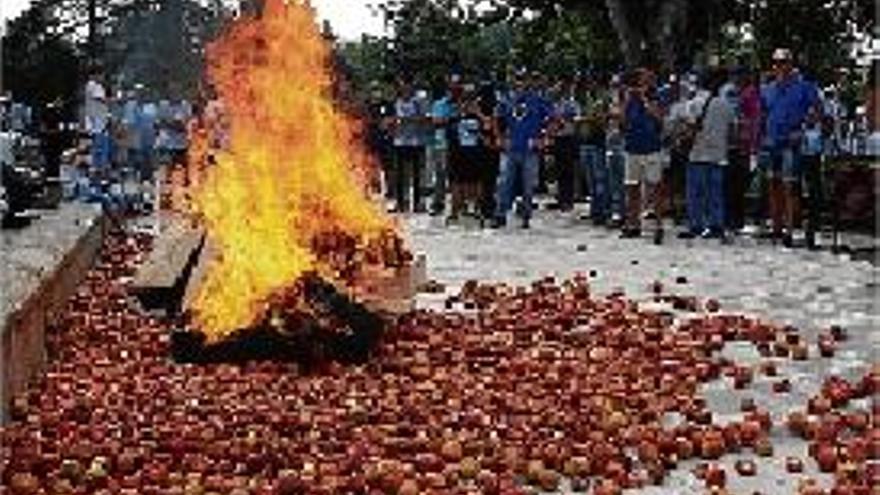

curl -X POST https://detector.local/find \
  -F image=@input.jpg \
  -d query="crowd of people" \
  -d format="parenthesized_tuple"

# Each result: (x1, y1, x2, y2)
(80, 69, 197, 199)
(365, 49, 879, 248)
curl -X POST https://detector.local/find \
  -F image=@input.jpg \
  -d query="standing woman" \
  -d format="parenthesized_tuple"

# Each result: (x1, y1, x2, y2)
(447, 91, 485, 222)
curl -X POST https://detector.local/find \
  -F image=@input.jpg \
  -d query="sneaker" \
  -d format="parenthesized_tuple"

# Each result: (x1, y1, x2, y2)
(739, 224, 759, 236)
(782, 230, 794, 248)
(592, 217, 607, 227)
(521, 218, 530, 229)
(678, 231, 697, 240)
(701, 228, 721, 239)
(490, 217, 506, 229)
(642, 210, 658, 221)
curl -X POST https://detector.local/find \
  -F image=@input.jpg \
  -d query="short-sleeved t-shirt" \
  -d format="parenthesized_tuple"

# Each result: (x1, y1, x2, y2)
(456, 115, 482, 148)
(430, 97, 455, 150)
(761, 75, 819, 149)
(624, 95, 662, 155)
(689, 96, 735, 165)
(84, 80, 108, 134)
(394, 96, 425, 148)
(501, 91, 551, 154)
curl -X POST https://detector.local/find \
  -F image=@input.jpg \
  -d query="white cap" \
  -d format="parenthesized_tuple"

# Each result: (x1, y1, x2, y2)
(772, 48, 793, 62)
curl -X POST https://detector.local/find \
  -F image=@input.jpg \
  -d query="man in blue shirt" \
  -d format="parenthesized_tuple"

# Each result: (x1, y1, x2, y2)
(492, 71, 552, 229)
(392, 78, 428, 212)
(428, 75, 460, 216)
(761, 48, 821, 245)
(622, 68, 665, 242)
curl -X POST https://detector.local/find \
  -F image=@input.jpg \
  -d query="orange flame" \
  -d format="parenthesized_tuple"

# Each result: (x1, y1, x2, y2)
(186, 0, 394, 339)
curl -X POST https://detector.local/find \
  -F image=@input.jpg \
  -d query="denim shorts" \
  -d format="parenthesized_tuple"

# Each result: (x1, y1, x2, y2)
(764, 147, 802, 181)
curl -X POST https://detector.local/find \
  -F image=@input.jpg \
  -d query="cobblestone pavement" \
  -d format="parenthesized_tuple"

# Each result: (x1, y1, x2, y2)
(403, 205, 878, 494)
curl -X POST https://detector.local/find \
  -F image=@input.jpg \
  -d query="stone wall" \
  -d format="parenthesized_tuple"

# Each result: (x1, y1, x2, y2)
(0, 204, 106, 423)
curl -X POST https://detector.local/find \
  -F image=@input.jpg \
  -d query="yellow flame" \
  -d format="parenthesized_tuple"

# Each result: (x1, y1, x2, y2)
(186, 0, 393, 339)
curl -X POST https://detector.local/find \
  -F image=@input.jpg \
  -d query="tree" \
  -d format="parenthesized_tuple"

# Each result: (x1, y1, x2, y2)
(1, 0, 83, 117)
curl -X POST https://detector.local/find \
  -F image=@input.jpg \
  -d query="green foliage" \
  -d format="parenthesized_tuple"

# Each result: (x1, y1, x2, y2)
(1, 0, 82, 115)
(2, 0, 230, 111)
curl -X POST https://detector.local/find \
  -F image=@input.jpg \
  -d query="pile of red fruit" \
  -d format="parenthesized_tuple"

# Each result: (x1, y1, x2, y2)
(1, 231, 877, 494)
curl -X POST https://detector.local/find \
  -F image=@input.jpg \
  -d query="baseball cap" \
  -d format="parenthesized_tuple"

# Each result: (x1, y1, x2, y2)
(772, 48, 793, 62)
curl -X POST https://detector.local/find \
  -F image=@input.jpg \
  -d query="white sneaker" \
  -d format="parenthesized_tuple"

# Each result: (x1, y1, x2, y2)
(739, 224, 759, 236)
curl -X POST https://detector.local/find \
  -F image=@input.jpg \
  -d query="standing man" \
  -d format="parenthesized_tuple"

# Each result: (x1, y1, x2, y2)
(365, 81, 394, 199)
(428, 75, 459, 216)
(392, 78, 427, 213)
(492, 70, 551, 229)
(760, 48, 821, 246)
(621, 68, 665, 243)
(551, 77, 582, 212)
(577, 72, 610, 225)
(84, 68, 111, 172)
(680, 69, 737, 240)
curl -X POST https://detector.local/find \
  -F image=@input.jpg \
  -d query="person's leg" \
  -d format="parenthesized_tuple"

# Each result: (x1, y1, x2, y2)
(644, 153, 665, 242)
(768, 150, 785, 237)
(521, 152, 539, 227)
(727, 151, 746, 230)
(394, 146, 409, 211)
(480, 150, 500, 219)
(804, 154, 823, 247)
(643, 153, 664, 218)
(556, 137, 576, 210)
(412, 146, 425, 212)
(622, 153, 643, 234)
(686, 162, 704, 235)
(608, 148, 625, 224)
(588, 145, 608, 222)
(431, 147, 448, 214)
(781, 147, 799, 234)
(493, 152, 515, 224)
(708, 164, 727, 234)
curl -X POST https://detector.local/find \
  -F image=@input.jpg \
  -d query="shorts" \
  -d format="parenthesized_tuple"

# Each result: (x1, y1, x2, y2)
(624, 152, 663, 185)
(765, 147, 802, 182)
(450, 146, 483, 184)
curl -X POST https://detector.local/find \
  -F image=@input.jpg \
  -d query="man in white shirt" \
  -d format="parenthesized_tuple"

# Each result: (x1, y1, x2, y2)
(84, 70, 111, 169)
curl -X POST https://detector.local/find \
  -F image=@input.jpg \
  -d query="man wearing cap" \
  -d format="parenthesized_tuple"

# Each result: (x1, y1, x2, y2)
(760, 48, 821, 245)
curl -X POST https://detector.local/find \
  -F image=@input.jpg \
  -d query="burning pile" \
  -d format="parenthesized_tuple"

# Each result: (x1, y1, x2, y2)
(2, 230, 877, 494)
(183, 0, 400, 341)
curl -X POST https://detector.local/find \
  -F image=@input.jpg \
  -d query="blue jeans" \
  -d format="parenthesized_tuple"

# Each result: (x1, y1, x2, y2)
(91, 131, 111, 169)
(687, 162, 726, 233)
(606, 147, 626, 218)
(495, 151, 539, 221)
(582, 144, 608, 220)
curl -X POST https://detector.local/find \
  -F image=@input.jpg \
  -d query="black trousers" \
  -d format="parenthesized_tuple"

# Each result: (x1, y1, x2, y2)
(726, 151, 748, 230)
(393, 145, 424, 211)
(481, 149, 500, 218)
(554, 136, 578, 209)
(802, 154, 824, 235)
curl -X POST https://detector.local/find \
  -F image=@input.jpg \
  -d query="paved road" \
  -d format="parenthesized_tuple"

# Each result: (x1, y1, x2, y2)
(403, 206, 878, 494)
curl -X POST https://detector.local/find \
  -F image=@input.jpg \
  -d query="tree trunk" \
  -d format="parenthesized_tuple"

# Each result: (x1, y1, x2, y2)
(604, 0, 644, 67)
(604, 0, 691, 70)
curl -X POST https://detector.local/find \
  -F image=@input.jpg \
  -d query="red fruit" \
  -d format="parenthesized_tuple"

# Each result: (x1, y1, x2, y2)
(814, 444, 838, 472)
